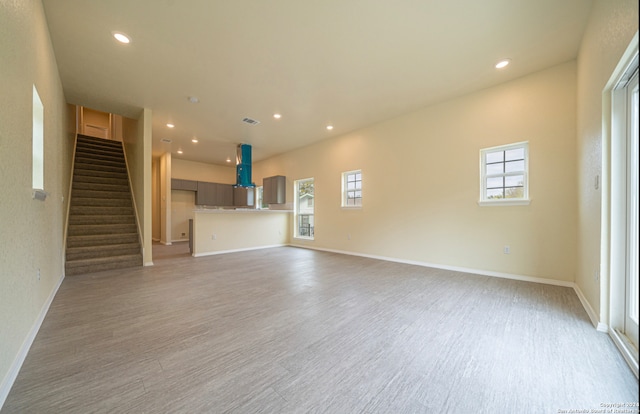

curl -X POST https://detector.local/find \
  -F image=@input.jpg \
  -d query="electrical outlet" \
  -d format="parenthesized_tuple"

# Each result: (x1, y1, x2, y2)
(212, 234, 217, 240)
(503, 245, 510, 254)
(181, 232, 186, 237)
(37, 268, 41, 281)
(594, 269, 600, 281)
(347, 233, 351, 240)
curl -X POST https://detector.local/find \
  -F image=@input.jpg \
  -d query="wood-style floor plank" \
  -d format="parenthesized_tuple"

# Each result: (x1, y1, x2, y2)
(2, 245, 637, 413)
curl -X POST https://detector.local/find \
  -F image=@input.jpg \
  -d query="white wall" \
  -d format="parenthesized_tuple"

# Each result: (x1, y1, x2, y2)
(255, 62, 578, 282)
(575, 0, 639, 319)
(0, 0, 74, 404)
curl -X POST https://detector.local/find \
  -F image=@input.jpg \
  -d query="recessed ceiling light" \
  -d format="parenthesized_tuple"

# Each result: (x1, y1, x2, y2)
(495, 59, 511, 69)
(191, 138, 198, 143)
(166, 123, 175, 128)
(326, 125, 334, 130)
(112, 32, 131, 44)
(177, 149, 183, 154)
(226, 157, 231, 163)
(273, 113, 282, 119)
(188, 96, 199, 104)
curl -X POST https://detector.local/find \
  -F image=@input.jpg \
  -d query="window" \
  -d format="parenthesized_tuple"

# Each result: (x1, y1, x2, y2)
(479, 142, 529, 205)
(294, 178, 314, 239)
(32, 85, 44, 191)
(342, 170, 362, 207)
(626, 70, 639, 343)
(255, 186, 269, 209)
(610, 56, 638, 361)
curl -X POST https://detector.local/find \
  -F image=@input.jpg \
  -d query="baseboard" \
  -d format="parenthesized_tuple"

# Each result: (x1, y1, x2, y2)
(293, 245, 575, 288)
(193, 244, 287, 257)
(171, 239, 189, 243)
(0, 273, 65, 410)
(571, 283, 605, 331)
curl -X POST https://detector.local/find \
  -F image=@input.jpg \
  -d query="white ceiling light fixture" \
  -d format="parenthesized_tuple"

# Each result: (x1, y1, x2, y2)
(112, 32, 131, 44)
(495, 59, 511, 69)
(191, 138, 198, 143)
(166, 123, 175, 128)
(188, 96, 199, 104)
(273, 113, 282, 119)
(177, 149, 183, 154)
(226, 157, 231, 163)
(326, 125, 334, 131)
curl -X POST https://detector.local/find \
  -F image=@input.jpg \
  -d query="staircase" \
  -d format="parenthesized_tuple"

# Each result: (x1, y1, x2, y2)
(65, 134, 142, 276)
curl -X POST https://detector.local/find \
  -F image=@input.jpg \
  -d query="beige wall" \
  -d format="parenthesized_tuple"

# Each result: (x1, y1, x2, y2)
(172, 158, 236, 183)
(575, 0, 639, 319)
(172, 190, 196, 241)
(123, 109, 153, 265)
(193, 211, 290, 256)
(152, 158, 160, 240)
(255, 62, 578, 281)
(0, 0, 73, 403)
(159, 152, 171, 244)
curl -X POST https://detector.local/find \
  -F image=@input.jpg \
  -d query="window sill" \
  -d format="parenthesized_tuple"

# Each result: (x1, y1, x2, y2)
(478, 199, 531, 207)
(293, 236, 314, 241)
(341, 205, 362, 210)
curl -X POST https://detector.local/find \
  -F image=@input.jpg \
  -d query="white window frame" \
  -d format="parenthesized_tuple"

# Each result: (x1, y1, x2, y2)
(341, 169, 362, 208)
(255, 185, 269, 210)
(608, 44, 639, 375)
(479, 141, 530, 206)
(32, 85, 44, 191)
(294, 178, 314, 240)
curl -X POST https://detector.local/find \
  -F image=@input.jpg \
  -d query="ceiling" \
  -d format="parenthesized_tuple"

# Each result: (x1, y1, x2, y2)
(42, 0, 593, 166)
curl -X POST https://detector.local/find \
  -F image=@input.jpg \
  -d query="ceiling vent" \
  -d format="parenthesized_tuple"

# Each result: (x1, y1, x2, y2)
(160, 138, 172, 143)
(242, 117, 260, 125)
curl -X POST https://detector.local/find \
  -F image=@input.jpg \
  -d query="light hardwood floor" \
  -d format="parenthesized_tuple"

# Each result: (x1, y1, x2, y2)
(3, 246, 638, 413)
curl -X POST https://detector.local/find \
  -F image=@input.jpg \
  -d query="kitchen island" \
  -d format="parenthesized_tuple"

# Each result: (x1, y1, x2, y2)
(192, 209, 292, 257)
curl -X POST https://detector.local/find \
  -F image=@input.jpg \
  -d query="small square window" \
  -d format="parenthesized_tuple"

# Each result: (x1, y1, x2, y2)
(479, 142, 529, 206)
(342, 170, 362, 207)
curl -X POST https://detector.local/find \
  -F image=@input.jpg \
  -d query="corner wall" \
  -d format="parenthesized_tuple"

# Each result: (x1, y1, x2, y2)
(123, 109, 153, 265)
(255, 62, 578, 282)
(575, 0, 638, 321)
(0, 0, 73, 405)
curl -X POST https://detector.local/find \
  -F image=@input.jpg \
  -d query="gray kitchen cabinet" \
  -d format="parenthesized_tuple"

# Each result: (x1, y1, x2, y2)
(196, 181, 236, 206)
(234, 186, 255, 207)
(171, 178, 198, 191)
(196, 181, 217, 205)
(263, 175, 286, 204)
(217, 184, 234, 206)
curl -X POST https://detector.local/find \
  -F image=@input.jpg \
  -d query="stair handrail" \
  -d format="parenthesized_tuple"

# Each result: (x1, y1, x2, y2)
(120, 141, 145, 263)
(62, 133, 80, 276)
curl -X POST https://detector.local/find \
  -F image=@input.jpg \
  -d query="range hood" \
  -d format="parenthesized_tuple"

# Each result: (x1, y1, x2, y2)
(234, 144, 255, 207)
(235, 143, 255, 188)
